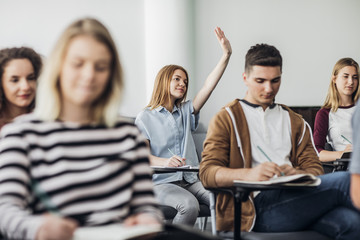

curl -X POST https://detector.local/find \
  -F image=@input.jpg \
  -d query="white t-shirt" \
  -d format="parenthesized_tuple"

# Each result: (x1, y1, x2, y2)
(328, 106, 355, 151)
(240, 100, 293, 168)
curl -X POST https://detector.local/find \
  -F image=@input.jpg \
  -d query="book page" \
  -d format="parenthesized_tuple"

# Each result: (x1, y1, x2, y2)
(234, 173, 321, 186)
(73, 224, 163, 240)
(151, 165, 198, 169)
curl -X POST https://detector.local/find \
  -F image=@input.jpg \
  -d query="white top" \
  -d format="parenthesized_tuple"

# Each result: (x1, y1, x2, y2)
(328, 106, 355, 151)
(239, 100, 293, 168)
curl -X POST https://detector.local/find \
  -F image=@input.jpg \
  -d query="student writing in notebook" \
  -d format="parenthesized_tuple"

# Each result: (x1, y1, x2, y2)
(313, 58, 359, 161)
(0, 18, 162, 240)
(0, 47, 42, 129)
(199, 44, 360, 239)
(135, 27, 231, 226)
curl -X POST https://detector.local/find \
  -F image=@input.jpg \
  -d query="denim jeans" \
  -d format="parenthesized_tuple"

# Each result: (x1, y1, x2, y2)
(253, 171, 360, 240)
(154, 180, 210, 226)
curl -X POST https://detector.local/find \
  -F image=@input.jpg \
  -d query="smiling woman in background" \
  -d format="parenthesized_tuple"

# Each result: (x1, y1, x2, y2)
(0, 47, 42, 128)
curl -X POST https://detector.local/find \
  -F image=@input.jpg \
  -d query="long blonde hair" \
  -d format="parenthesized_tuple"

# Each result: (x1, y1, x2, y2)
(35, 18, 123, 127)
(322, 58, 360, 112)
(147, 65, 188, 110)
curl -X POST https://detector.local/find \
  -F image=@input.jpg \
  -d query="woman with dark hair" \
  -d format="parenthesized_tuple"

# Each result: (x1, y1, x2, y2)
(0, 47, 42, 128)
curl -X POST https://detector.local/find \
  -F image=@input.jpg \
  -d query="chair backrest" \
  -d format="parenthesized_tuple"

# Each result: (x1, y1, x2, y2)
(289, 106, 321, 132)
(192, 123, 208, 162)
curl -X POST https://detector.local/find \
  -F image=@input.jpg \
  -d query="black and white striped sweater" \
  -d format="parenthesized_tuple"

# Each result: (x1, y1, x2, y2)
(0, 113, 161, 240)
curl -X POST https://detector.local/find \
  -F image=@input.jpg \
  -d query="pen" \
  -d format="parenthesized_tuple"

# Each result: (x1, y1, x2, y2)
(341, 135, 352, 144)
(257, 146, 285, 176)
(31, 180, 61, 216)
(32, 180, 88, 225)
(167, 148, 176, 156)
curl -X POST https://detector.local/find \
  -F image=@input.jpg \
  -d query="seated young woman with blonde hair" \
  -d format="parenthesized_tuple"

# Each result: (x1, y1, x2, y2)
(314, 58, 359, 161)
(0, 18, 162, 240)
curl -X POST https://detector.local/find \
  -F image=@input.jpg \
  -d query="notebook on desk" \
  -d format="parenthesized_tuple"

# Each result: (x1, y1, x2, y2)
(73, 224, 163, 240)
(234, 173, 321, 187)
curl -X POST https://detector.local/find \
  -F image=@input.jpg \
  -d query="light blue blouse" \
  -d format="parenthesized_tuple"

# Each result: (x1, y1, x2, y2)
(135, 100, 200, 184)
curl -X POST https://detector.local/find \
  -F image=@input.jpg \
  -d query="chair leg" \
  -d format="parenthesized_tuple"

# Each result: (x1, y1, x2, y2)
(209, 192, 217, 235)
(201, 217, 208, 231)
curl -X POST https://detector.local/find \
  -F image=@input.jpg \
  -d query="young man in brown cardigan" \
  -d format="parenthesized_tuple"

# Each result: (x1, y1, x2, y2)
(199, 43, 360, 240)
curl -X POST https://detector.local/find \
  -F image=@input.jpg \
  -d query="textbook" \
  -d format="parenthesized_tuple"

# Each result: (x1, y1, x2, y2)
(73, 224, 163, 240)
(234, 173, 321, 187)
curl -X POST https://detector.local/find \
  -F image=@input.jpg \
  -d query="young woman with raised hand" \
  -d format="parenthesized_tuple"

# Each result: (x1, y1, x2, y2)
(0, 47, 42, 128)
(0, 18, 162, 240)
(314, 58, 359, 161)
(135, 27, 231, 226)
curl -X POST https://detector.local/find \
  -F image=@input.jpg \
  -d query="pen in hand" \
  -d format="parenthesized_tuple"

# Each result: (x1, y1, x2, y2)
(32, 180, 61, 216)
(167, 148, 184, 166)
(32, 180, 88, 225)
(167, 148, 176, 157)
(257, 146, 285, 176)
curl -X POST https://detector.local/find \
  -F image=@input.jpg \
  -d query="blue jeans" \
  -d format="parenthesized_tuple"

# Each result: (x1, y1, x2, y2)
(154, 180, 210, 226)
(253, 171, 360, 240)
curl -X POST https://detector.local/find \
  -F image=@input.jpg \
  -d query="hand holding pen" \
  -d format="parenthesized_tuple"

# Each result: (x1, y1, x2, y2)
(167, 148, 186, 167)
(341, 135, 353, 153)
(32, 180, 78, 240)
(257, 146, 285, 176)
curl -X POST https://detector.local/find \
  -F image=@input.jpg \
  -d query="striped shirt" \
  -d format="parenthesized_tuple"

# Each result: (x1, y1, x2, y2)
(0, 113, 162, 240)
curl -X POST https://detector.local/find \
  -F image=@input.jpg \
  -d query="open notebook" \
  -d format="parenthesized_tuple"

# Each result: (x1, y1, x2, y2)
(151, 165, 199, 169)
(234, 173, 321, 187)
(73, 224, 163, 240)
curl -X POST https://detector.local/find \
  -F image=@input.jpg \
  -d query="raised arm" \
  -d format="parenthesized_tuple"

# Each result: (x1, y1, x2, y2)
(192, 27, 232, 115)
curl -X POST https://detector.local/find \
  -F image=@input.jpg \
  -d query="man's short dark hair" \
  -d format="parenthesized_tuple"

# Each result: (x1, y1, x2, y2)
(245, 44, 282, 73)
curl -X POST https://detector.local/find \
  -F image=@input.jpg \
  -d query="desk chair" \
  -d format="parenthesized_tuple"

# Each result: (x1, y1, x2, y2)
(192, 126, 212, 230)
(321, 143, 350, 173)
(207, 187, 332, 240)
(322, 159, 350, 173)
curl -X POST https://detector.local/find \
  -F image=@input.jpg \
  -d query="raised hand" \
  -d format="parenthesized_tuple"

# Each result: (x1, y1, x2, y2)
(214, 27, 232, 56)
(192, 26, 232, 114)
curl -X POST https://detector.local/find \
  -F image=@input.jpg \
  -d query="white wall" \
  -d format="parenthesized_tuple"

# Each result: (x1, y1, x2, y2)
(193, 0, 360, 127)
(1, 0, 359, 127)
(0, 0, 147, 117)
